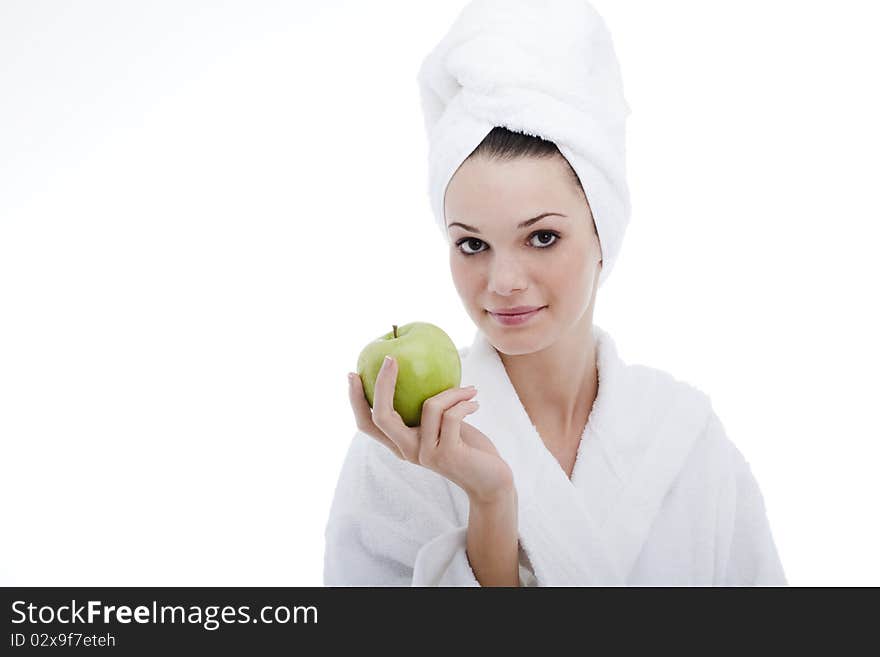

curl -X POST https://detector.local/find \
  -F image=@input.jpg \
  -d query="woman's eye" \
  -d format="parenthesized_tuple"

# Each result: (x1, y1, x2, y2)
(529, 231, 558, 248)
(457, 238, 486, 255)
(455, 231, 560, 256)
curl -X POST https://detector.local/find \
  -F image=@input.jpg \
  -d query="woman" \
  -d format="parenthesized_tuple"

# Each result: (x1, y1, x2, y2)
(324, 0, 786, 586)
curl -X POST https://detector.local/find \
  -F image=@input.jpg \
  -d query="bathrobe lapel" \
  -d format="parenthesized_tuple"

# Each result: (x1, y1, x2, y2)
(459, 324, 712, 586)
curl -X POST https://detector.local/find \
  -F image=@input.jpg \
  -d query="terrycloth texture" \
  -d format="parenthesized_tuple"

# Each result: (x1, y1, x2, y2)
(417, 0, 632, 288)
(323, 325, 787, 586)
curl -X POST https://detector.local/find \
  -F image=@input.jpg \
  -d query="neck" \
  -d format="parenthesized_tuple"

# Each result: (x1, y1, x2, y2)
(498, 311, 599, 444)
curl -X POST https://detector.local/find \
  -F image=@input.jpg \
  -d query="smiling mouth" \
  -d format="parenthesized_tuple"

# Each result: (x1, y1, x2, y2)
(486, 306, 546, 325)
(487, 306, 546, 315)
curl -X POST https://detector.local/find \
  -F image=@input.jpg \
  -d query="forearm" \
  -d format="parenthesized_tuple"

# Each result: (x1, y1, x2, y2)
(466, 487, 520, 586)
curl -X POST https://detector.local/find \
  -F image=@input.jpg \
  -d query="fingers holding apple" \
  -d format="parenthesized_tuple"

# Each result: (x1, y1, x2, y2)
(437, 396, 480, 452)
(356, 322, 461, 427)
(347, 370, 407, 460)
(370, 354, 420, 461)
(417, 387, 513, 500)
(417, 385, 479, 455)
(350, 321, 515, 501)
(422, 395, 479, 469)
(347, 352, 477, 468)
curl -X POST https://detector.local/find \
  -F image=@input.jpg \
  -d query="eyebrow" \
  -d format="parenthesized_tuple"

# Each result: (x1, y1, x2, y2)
(446, 212, 567, 234)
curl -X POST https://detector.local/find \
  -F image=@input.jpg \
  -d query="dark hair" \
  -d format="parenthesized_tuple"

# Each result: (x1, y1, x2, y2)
(465, 126, 588, 205)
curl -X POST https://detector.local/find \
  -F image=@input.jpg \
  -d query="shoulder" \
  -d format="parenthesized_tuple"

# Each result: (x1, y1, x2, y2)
(625, 359, 721, 433)
(612, 359, 714, 439)
(623, 361, 747, 480)
(626, 361, 711, 409)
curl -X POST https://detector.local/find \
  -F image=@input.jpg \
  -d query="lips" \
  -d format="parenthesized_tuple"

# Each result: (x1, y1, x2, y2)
(488, 305, 546, 316)
(488, 306, 546, 326)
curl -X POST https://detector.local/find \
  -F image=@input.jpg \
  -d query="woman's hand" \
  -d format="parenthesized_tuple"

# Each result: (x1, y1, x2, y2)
(348, 355, 515, 504)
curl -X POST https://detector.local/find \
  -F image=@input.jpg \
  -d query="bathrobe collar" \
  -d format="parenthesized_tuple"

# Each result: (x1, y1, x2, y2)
(460, 323, 712, 585)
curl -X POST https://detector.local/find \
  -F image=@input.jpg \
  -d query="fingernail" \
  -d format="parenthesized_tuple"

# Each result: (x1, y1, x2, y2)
(384, 355, 394, 369)
(348, 373, 355, 385)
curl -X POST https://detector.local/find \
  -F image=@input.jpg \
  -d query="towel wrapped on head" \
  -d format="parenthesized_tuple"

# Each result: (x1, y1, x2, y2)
(417, 0, 632, 287)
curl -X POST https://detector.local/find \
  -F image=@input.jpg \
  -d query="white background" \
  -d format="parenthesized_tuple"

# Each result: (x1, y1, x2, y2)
(1, 0, 878, 586)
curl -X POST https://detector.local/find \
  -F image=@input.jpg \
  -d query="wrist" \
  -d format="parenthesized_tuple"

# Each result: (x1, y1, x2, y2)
(466, 485, 519, 587)
(468, 483, 517, 510)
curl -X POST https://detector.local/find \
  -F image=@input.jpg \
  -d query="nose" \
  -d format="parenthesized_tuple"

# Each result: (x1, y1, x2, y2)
(487, 253, 528, 296)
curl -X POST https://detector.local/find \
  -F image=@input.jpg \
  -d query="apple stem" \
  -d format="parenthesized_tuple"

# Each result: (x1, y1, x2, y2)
(392, 324, 398, 339)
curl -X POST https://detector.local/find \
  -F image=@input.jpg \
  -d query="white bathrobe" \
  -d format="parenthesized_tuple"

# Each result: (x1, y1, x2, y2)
(324, 324, 787, 586)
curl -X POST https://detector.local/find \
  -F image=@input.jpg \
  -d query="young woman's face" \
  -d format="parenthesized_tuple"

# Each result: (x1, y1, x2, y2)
(445, 155, 602, 355)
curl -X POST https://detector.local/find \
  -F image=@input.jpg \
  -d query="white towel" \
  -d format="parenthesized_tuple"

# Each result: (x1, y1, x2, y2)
(417, 0, 632, 287)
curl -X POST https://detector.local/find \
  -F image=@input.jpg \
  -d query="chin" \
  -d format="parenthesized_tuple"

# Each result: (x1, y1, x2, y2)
(480, 309, 551, 355)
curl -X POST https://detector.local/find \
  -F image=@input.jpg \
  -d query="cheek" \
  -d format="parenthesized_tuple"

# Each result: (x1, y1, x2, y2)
(449, 255, 479, 298)
(550, 250, 592, 302)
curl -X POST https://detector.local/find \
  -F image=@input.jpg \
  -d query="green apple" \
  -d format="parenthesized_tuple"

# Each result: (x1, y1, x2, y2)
(356, 322, 461, 427)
